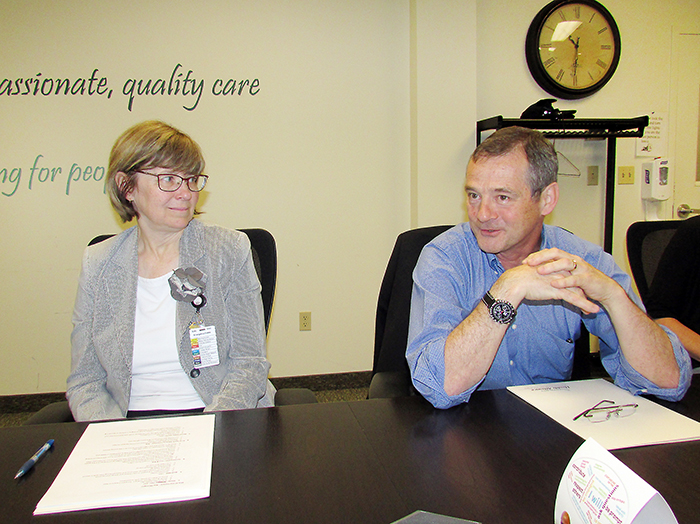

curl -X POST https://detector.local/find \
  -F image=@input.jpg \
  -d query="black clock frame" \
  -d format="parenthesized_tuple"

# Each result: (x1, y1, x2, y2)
(525, 0, 621, 99)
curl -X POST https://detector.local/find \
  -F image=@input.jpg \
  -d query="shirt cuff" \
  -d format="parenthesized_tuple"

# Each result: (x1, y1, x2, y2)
(615, 325, 691, 402)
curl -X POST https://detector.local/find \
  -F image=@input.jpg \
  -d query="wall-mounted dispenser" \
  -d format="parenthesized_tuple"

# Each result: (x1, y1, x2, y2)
(641, 158, 671, 201)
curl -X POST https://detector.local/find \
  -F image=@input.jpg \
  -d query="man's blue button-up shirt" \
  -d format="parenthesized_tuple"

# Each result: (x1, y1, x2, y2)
(407, 223, 691, 409)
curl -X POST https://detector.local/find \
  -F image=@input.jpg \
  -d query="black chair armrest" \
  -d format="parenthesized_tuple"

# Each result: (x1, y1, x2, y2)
(368, 371, 414, 399)
(23, 401, 74, 425)
(274, 388, 318, 406)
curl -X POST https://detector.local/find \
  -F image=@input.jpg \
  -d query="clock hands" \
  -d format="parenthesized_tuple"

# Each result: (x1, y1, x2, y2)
(568, 35, 580, 86)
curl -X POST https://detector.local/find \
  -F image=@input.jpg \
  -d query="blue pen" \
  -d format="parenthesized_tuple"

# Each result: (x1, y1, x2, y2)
(14, 439, 54, 479)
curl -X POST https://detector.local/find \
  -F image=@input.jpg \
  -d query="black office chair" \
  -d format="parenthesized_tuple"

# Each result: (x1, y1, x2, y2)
(626, 220, 682, 306)
(368, 225, 596, 399)
(24, 228, 313, 424)
(240, 229, 277, 333)
(369, 225, 453, 398)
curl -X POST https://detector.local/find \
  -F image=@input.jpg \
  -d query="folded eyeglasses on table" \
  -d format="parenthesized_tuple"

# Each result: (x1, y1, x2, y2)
(573, 399, 639, 423)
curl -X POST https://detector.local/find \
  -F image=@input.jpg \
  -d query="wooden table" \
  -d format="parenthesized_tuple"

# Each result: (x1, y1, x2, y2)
(2, 379, 699, 524)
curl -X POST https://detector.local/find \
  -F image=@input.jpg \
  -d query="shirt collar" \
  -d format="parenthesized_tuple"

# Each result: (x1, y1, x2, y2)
(540, 224, 551, 249)
(486, 252, 502, 274)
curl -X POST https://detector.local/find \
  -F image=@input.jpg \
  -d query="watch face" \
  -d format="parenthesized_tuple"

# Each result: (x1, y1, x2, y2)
(491, 301, 515, 323)
(526, 0, 621, 99)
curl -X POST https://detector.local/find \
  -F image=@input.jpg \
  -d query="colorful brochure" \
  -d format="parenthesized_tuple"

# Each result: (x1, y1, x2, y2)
(555, 438, 677, 524)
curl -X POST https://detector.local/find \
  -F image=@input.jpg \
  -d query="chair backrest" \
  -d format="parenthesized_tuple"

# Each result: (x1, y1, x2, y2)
(372, 225, 453, 377)
(238, 228, 277, 334)
(89, 228, 277, 334)
(88, 234, 116, 246)
(626, 220, 681, 305)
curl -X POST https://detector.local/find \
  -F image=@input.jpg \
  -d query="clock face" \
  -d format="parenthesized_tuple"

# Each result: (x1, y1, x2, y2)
(526, 0, 621, 99)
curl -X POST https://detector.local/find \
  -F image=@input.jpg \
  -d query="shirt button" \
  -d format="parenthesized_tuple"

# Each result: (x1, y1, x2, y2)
(190, 368, 201, 378)
(566, 338, 573, 344)
(510, 360, 514, 366)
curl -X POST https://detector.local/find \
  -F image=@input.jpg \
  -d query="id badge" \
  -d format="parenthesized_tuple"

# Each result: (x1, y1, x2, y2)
(189, 325, 220, 369)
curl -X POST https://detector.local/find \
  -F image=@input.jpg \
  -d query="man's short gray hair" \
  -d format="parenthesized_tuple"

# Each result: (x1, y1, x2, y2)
(471, 126, 558, 197)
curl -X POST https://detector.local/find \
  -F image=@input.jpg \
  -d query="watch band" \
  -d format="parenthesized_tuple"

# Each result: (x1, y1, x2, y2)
(482, 291, 517, 325)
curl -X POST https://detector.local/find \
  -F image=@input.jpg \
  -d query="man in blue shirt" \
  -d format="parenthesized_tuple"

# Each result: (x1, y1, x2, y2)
(407, 127, 691, 409)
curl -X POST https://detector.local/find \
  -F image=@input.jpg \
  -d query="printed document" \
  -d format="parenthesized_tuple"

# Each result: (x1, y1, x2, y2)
(34, 413, 215, 515)
(508, 379, 700, 449)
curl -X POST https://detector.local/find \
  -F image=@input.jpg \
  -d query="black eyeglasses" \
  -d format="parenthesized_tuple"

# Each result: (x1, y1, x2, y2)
(136, 172, 208, 192)
(573, 399, 638, 423)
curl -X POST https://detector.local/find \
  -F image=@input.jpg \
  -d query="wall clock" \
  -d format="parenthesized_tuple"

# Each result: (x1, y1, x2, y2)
(525, 0, 621, 99)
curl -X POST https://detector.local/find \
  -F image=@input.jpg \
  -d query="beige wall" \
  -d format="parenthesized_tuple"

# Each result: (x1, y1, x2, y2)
(1, 0, 697, 395)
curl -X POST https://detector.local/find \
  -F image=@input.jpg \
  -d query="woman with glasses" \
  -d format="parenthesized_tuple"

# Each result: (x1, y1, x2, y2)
(67, 120, 275, 421)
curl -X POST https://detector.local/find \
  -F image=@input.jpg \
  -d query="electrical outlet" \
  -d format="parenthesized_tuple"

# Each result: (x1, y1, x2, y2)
(587, 166, 599, 186)
(299, 311, 311, 331)
(618, 166, 635, 185)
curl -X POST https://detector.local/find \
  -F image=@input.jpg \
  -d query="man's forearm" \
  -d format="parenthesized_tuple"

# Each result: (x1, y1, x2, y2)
(603, 287, 680, 389)
(443, 274, 527, 396)
(443, 301, 508, 396)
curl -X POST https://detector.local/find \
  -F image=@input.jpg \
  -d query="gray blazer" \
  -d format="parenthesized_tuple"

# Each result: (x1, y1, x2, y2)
(67, 219, 275, 421)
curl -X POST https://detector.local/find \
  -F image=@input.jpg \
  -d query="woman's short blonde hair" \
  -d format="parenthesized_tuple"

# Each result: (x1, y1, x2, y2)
(106, 121, 205, 222)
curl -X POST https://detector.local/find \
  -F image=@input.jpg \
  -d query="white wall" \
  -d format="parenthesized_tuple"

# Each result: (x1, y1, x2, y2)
(412, 0, 477, 227)
(0, 0, 478, 394)
(1, 0, 697, 395)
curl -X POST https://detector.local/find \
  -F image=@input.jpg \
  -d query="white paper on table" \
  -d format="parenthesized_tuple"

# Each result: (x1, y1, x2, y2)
(508, 379, 700, 449)
(554, 438, 677, 524)
(34, 413, 215, 515)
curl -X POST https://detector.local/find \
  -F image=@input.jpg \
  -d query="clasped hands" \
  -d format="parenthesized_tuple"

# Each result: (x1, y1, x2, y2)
(503, 248, 624, 316)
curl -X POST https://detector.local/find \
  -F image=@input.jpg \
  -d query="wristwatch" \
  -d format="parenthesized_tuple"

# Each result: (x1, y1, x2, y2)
(482, 291, 517, 325)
